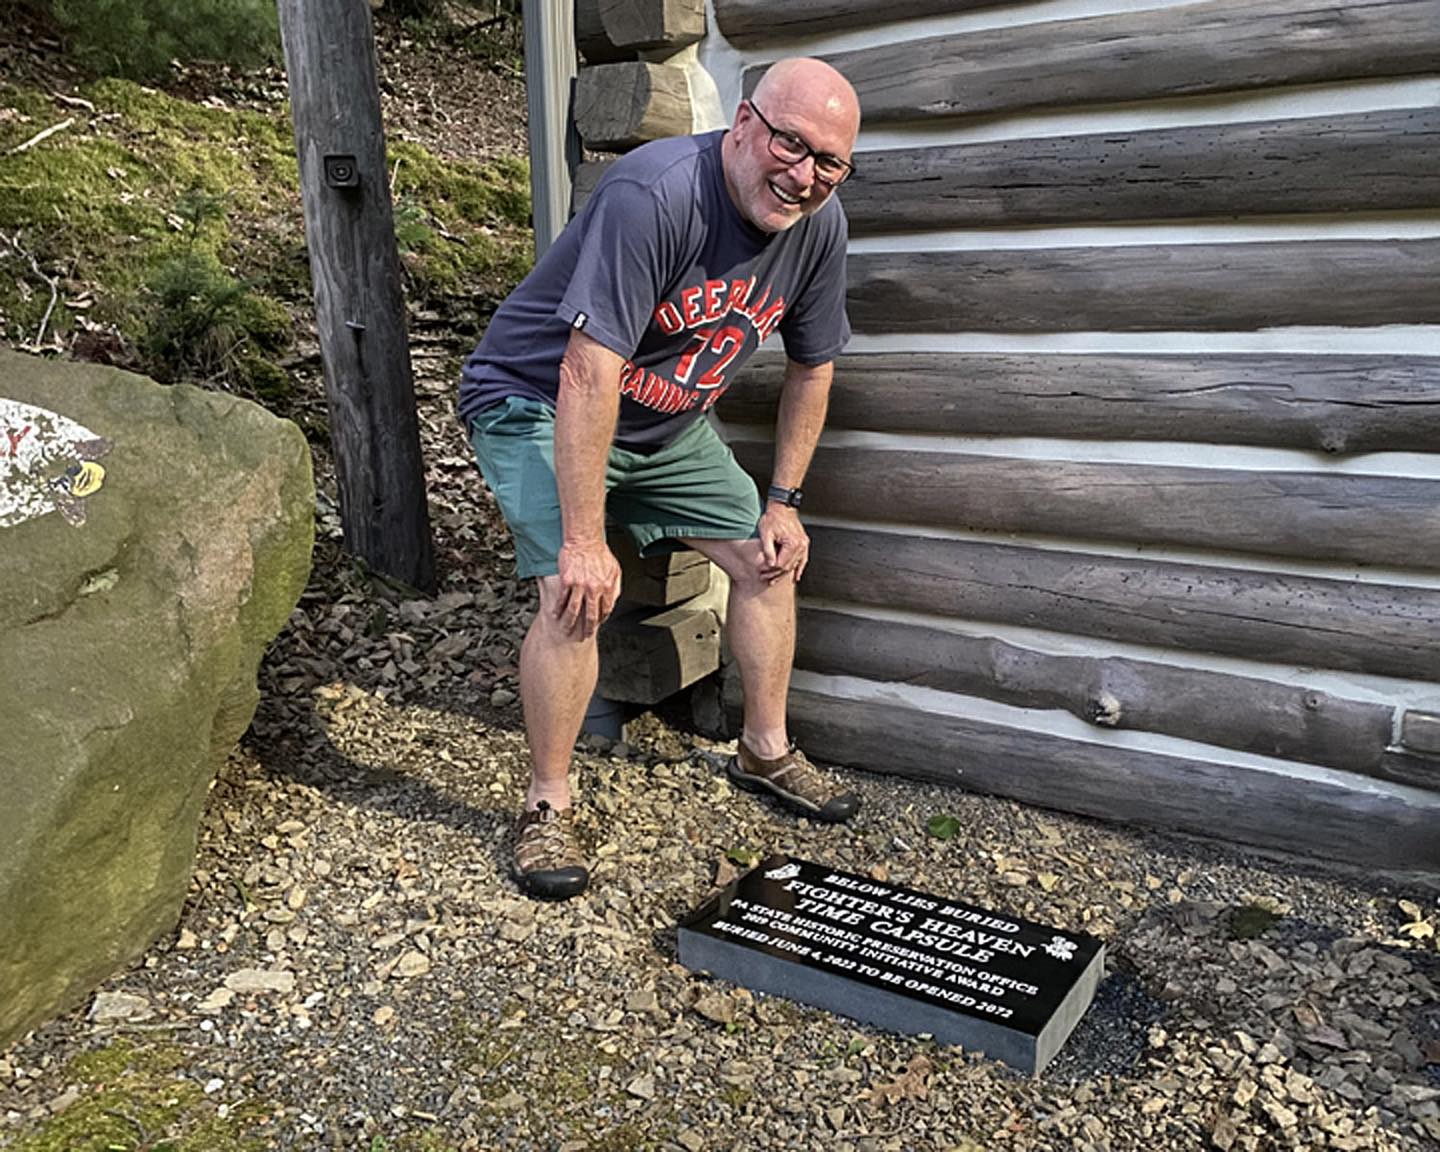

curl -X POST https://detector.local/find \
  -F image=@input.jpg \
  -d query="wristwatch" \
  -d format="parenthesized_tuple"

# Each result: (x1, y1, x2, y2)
(766, 483, 804, 508)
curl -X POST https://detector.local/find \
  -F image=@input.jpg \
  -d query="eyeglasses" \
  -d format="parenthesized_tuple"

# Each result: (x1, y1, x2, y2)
(747, 101, 856, 187)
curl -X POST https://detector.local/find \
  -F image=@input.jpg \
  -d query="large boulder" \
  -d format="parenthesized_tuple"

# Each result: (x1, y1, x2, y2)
(0, 349, 313, 1045)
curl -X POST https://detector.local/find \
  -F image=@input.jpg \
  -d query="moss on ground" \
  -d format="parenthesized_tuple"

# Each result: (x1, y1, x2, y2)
(389, 142, 532, 299)
(0, 80, 297, 334)
(444, 1013, 675, 1148)
(4, 1039, 272, 1151)
(0, 76, 531, 386)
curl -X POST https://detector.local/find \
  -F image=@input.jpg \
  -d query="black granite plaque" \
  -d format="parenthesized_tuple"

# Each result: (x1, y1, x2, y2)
(678, 855, 1105, 1074)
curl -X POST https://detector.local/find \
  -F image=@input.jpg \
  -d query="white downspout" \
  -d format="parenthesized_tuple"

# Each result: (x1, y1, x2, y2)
(522, 0, 580, 256)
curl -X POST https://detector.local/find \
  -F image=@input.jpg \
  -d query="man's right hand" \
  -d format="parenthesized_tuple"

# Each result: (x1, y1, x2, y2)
(555, 540, 622, 638)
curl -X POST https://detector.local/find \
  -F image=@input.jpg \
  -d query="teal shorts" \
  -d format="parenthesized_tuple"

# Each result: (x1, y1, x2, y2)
(468, 396, 762, 579)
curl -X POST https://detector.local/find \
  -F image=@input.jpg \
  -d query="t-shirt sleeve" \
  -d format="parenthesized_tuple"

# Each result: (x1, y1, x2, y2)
(554, 177, 676, 360)
(777, 204, 851, 367)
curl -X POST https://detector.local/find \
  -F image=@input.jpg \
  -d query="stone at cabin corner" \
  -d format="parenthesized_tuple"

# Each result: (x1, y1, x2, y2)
(0, 348, 313, 1047)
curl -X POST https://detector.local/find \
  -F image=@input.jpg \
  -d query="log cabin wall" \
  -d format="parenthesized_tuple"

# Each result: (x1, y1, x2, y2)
(694, 0, 1440, 872)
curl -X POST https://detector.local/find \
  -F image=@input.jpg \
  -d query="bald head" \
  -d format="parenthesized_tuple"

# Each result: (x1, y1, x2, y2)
(751, 58, 860, 144)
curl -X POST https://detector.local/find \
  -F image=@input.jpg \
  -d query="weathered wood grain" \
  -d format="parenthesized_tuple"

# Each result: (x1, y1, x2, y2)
(804, 526, 1440, 682)
(1401, 710, 1440, 756)
(714, 0, 1005, 44)
(1387, 710, 1440, 789)
(721, 353, 1440, 455)
(848, 240, 1440, 333)
(747, 0, 1440, 124)
(598, 600, 720, 703)
(277, 0, 433, 591)
(1376, 751, 1440, 791)
(843, 108, 1440, 232)
(730, 442, 1440, 570)
(795, 607, 1398, 777)
(570, 158, 615, 215)
(785, 688, 1440, 871)
(574, 61, 692, 152)
(576, 0, 705, 64)
(609, 528, 711, 607)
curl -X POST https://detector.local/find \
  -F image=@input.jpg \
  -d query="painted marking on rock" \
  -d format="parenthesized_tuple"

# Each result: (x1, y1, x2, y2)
(0, 397, 113, 528)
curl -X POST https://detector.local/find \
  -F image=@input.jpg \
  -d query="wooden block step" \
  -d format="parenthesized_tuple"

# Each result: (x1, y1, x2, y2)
(598, 599, 721, 705)
(609, 529, 712, 607)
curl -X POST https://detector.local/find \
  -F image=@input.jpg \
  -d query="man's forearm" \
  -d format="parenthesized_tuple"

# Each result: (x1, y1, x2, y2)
(771, 359, 833, 490)
(555, 331, 623, 545)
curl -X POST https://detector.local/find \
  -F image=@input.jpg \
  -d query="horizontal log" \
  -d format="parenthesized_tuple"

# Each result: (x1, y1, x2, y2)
(576, 0, 705, 65)
(574, 61, 692, 152)
(843, 108, 1440, 232)
(795, 607, 1399, 778)
(761, 0, 1440, 124)
(848, 240, 1440, 333)
(804, 526, 1440, 682)
(1376, 751, 1440, 791)
(730, 442, 1440, 570)
(785, 688, 1440, 872)
(714, 0, 1002, 45)
(720, 353, 1440, 455)
(571, 158, 615, 215)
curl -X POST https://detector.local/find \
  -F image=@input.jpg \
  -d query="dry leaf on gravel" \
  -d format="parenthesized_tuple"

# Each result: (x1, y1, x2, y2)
(864, 1054, 932, 1106)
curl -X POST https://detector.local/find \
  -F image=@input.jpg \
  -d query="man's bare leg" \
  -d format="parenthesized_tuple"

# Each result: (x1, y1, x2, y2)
(518, 574, 599, 810)
(680, 538, 794, 758)
(682, 537, 859, 822)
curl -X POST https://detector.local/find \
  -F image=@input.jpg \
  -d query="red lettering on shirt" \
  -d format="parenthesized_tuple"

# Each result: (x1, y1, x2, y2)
(673, 328, 714, 386)
(697, 327, 745, 390)
(654, 301, 683, 336)
(703, 279, 726, 322)
(618, 361, 644, 399)
(726, 278, 754, 313)
(754, 297, 788, 343)
(680, 285, 705, 327)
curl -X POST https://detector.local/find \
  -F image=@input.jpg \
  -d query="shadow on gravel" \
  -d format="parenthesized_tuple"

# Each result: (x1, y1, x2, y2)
(246, 693, 517, 882)
(1044, 954, 1169, 1083)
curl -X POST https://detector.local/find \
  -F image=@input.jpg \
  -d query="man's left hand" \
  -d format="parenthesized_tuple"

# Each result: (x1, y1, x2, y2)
(758, 504, 809, 584)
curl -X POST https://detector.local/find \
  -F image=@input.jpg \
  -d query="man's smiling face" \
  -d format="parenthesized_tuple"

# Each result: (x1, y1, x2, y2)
(723, 59, 860, 235)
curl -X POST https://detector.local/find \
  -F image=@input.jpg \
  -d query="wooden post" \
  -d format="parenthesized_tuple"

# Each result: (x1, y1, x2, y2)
(277, 0, 435, 592)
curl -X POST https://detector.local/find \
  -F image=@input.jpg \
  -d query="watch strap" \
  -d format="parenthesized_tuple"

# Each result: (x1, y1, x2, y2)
(766, 483, 803, 508)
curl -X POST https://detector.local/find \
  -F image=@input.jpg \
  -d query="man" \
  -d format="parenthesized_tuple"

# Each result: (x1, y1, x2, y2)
(458, 57, 862, 900)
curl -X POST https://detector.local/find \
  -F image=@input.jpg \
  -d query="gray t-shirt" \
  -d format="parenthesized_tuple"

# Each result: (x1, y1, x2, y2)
(458, 130, 850, 452)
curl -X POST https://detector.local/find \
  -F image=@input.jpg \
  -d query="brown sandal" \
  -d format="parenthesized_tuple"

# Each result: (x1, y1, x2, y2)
(728, 742, 860, 824)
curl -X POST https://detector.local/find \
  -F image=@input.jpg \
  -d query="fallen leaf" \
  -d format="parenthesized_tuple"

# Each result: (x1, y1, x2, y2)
(926, 814, 961, 841)
(864, 1054, 931, 1106)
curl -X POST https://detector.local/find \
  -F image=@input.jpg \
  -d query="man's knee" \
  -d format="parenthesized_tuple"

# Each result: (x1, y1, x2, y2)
(682, 537, 761, 589)
(681, 537, 795, 599)
(526, 576, 602, 647)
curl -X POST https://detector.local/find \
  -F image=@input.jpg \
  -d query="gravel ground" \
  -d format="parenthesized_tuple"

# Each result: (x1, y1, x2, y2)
(3, 701, 1440, 1152)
